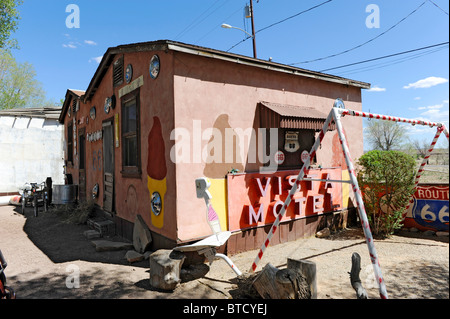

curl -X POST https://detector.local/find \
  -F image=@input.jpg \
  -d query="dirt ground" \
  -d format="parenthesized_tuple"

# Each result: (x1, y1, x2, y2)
(0, 204, 448, 300)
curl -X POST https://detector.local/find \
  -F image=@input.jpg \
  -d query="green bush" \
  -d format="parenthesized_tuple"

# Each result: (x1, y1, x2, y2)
(357, 150, 416, 238)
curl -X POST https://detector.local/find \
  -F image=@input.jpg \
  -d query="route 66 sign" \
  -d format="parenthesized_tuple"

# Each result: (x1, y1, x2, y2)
(284, 131, 300, 153)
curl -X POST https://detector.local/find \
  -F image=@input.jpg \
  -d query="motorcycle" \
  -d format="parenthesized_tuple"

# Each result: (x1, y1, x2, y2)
(0, 249, 16, 299)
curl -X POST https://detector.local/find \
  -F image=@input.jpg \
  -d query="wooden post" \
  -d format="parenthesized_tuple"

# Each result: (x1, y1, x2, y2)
(252, 263, 311, 299)
(149, 249, 185, 291)
(287, 258, 317, 299)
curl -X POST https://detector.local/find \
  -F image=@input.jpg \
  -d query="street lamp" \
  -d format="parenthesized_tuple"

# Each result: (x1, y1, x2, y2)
(221, 0, 257, 59)
(221, 23, 253, 38)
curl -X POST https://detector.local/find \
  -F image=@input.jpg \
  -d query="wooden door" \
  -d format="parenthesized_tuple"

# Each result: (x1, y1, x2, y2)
(102, 120, 115, 213)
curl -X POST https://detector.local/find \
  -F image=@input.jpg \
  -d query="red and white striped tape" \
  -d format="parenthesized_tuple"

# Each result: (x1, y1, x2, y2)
(249, 109, 334, 273)
(341, 109, 441, 127)
(333, 107, 389, 299)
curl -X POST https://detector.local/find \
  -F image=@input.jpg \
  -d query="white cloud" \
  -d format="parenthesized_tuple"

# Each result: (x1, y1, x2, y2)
(367, 86, 386, 92)
(414, 97, 421, 100)
(63, 43, 77, 49)
(403, 76, 448, 89)
(84, 40, 97, 46)
(89, 56, 103, 64)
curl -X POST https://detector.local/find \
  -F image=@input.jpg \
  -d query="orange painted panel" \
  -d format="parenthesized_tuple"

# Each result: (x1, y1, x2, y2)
(227, 168, 342, 232)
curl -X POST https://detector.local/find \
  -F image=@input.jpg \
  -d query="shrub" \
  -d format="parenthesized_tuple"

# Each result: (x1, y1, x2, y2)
(357, 150, 416, 238)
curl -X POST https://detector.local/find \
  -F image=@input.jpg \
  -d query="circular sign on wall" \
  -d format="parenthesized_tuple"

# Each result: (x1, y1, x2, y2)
(301, 150, 309, 163)
(149, 55, 160, 79)
(274, 150, 285, 165)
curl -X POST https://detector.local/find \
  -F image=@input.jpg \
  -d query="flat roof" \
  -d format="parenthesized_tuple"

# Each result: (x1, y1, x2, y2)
(82, 40, 371, 103)
(0, 106, 62, 120)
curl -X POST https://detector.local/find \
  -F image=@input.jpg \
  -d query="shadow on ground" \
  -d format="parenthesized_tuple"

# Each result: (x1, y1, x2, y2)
(15, 206, 148, 269)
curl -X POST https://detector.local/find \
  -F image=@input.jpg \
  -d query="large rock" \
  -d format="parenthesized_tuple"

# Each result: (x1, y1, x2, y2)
(125, 250, 144, 263)
(133, 215, 153, 253)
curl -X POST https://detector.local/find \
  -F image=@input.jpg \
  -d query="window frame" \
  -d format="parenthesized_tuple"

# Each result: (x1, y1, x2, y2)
(120, 89, 141, 178)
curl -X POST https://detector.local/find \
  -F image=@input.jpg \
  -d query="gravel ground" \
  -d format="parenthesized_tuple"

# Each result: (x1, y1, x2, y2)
(0, 204, 448, 299)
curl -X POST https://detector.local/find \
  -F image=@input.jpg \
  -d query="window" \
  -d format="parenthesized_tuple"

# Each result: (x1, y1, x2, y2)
(121, 91, 141, 177)
(67, 123, 73, 164)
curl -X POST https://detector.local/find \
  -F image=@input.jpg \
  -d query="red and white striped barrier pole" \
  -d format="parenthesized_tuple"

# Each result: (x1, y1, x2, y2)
(249, 109, 335, 273)
(341, 109, 441, 127)
(334, 107, 389, 299)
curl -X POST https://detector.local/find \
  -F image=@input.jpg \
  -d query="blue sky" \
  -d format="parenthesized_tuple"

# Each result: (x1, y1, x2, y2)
(11, 0, 449, 148)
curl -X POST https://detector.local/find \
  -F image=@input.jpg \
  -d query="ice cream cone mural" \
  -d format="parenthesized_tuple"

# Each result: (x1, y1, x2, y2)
(147, 117, 167, 228)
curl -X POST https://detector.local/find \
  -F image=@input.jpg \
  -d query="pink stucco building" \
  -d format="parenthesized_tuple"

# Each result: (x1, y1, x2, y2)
(59, 40, 369, 253)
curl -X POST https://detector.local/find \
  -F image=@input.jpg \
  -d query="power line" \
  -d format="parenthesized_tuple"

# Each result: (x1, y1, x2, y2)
(319, 41, 449, 72)
(428, 0, 449, 15)
(174, 0, 223, 40)
(226, 0, 334, 53)
(334, 45, 448, 76)
(291, 0, 428, 65)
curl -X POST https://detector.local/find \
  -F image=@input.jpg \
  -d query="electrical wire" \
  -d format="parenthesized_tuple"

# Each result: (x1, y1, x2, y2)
(335, 45, 448, 77)
(290, 0, 428, 65)
(226, 0, 334, 52)
(319, 41, 449, 72)
(428, 0, 449, 15)
(174, 0, 224, 41)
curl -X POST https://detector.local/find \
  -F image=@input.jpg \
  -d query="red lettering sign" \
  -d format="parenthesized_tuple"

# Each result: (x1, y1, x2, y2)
(227, 168, 343, 232)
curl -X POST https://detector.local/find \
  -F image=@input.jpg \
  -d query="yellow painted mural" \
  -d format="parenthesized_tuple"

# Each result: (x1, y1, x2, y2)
(208, 178, 228, 231)
(148, 176, 167, 229)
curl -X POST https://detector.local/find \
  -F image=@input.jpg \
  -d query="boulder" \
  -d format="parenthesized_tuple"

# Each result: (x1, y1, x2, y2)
(125, 250, 144, 263)
(315, 227, 331, 238)
(133, 215, 153, 253)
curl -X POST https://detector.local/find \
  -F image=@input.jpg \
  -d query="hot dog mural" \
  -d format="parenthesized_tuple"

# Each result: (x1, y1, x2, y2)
(147, 117, 167, 228)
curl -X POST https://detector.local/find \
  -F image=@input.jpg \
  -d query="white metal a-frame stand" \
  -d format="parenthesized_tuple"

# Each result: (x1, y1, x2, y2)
(249, 99, 449, 300)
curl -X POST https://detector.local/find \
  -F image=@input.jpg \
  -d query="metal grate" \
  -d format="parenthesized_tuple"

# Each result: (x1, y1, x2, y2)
(113, 56, 124, 87)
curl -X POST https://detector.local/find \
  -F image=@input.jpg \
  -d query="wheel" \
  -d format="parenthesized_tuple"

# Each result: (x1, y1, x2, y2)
(33, 196, 38, 217)
(21, 196, 26, 215)
(43, 191, 48, 212)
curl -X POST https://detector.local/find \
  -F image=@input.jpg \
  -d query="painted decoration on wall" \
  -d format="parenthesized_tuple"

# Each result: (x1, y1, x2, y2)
(87, 130, 103, 142)
(147, 116, 167, 228)
(110, 95, 116, 110)
(104, 97, 112, 114)
(92, 183, 99, 199)
(149, 55, 160, 79)
(274, 150, 285, 165)
(125, 64, 133, 83)
(90, 106, 96, 120)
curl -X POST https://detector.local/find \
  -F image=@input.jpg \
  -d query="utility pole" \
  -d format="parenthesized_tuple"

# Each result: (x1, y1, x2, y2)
(249, 0, 257, 59)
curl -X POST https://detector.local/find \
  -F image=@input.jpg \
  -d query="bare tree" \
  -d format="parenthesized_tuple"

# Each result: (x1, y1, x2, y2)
(365, 119, 406, 151)
(411, 138, 429, 158)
